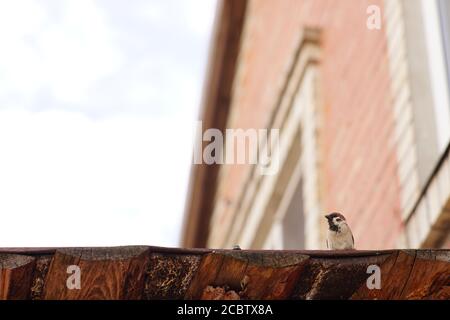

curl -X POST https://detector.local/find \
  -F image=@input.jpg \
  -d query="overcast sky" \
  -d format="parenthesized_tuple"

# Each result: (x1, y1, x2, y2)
(0, 0, 217, 247)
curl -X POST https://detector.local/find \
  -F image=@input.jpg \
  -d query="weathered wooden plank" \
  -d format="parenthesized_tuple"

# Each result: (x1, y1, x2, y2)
(0, 254, 35, 300)
(43, 246, 149, 299)
(292, 252, 391, 300)
(350, 250, 421, 299)
(213, 253, 249, 290)
(184, 253, 226, 299)
(122, 249, 150, 300)
(144, 253, 201, 299)
(244, 262, 303, 299)
(30, 255, 52, 300)
(185, 251, 309, 300)
(350, 250, 399, 299)
(0, 248, 447, 300)
(400, 250, 450, 300)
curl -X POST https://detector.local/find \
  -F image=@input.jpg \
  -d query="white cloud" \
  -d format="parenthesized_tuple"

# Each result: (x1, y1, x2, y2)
(39, 1, 123, 104)
(137, 0, 217, 38)
(184, 0, 218, 37)
(0, 108, 194, 246)
(0, 0, 47, 37)
(0, 0, 216, 247)
(0, 0, 122, 105)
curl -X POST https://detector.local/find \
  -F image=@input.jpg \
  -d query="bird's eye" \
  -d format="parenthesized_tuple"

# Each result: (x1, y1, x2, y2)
(336, 218, 342, 222)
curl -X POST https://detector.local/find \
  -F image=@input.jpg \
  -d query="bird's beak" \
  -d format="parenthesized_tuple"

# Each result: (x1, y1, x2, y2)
(324, 214, 330, 220)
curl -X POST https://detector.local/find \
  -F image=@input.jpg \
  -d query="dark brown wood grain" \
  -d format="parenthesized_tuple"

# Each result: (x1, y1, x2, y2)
(185, 251, 309, 299)
(144, 253, 201, 299)
(184, 253, 226, 299)
(350, 250, 450, 300)
(0, 247, 447, 300)
(292, 253, 391, 300)
(43, 246, 149, 299)
(30, 255, 52, 300)
(400, 250, 450, 299)
(351, 250, 417, 299)
(350, 250, 399, 299)
(0, 254, 35, 299)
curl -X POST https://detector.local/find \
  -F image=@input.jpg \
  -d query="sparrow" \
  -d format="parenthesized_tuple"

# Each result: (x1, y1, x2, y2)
(325, 212, 355, 250)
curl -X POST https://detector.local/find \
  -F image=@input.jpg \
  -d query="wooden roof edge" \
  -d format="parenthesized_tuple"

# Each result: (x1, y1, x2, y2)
(180, 0, 248, 248)
(1, 247, 449, 299)
(0, 246, 447, 257)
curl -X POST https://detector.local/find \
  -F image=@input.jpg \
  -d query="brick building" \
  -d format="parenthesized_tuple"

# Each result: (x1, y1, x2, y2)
(182, 0, 450, 250)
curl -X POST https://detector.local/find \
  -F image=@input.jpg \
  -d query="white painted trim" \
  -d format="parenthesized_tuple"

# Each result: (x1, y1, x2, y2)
(422, 0, 450, 153)
(384, 0, 421, 222)
(407, 149, 450, 248)
(263, 221, 283, 250)
(222, 34, 322, 249)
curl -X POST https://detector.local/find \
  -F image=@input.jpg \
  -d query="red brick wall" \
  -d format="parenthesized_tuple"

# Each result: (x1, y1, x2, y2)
(213, 0, 403, 249)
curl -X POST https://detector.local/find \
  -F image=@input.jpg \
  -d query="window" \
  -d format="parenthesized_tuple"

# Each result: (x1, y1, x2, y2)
(227, 29, 322, 249)
(281, 179, 305, 249)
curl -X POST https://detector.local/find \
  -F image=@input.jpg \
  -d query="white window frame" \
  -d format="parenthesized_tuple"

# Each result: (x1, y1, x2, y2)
(422, 0, 450, 153)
